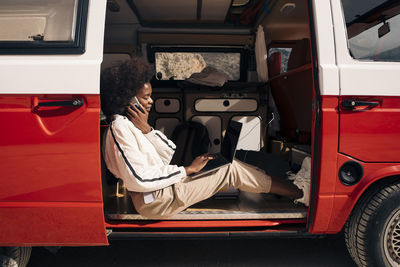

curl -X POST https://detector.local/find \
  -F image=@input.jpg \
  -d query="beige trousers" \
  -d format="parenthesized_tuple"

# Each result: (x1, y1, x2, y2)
(130, 159, 272, 219)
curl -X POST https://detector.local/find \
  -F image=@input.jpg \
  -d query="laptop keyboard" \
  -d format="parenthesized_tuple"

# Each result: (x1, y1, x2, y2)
(203, 154, 229, 170)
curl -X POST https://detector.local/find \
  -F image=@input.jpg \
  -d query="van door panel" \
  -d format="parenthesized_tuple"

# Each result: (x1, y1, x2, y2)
(339, 96, 400, 162)
(0, 95, 101, 202)
(0, 204, 106, 246)
(0, 94, 107, 245)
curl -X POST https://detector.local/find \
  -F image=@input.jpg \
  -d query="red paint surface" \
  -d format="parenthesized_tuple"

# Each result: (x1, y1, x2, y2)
(310, 95, 400, 234)
(339, 96, 400, 162)
(0, 95, 107, 245)
(309, 96, 339, 233)
(0, 202, 107, 246)
(326, 154, 400, 233)
(1, 92, 399, 244)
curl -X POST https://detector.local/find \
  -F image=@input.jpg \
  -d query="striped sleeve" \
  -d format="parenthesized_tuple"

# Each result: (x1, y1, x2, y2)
(104, 120, 186, 192)
(144, 129, 176, 164)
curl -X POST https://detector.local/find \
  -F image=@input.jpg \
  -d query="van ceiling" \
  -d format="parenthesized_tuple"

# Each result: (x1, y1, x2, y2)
(106, 0, 276, 27)
(130, 0, 232, 24)
(103, 0, 309, 45)
(262, 0, 310, 41)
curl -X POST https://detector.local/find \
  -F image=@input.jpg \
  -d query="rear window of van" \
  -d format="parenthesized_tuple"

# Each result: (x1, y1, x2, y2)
(155, 52, 241, 81)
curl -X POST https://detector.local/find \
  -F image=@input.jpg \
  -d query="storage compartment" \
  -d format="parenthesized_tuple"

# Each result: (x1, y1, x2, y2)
(195, 98, 258, 112)
(155, 98, 180, 113)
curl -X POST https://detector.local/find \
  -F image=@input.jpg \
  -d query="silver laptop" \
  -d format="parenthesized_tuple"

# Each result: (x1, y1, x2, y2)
(190, 120, 242, 179)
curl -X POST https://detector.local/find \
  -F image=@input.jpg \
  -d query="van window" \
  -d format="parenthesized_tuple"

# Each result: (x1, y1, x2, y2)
(155, 52, 241, 81)
(268, 47, 292, 73)
(0, 0, 88, 54)
(341, 0, 400, 61)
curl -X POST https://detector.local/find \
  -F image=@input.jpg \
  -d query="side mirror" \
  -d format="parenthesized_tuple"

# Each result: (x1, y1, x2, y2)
(378, 22, 390, 38)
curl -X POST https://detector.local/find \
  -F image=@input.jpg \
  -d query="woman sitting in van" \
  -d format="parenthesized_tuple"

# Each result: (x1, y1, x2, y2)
(101, 57, 309, 219)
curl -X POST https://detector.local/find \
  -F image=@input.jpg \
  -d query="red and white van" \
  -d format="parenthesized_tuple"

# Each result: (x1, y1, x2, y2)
(0, 0, 399, 266)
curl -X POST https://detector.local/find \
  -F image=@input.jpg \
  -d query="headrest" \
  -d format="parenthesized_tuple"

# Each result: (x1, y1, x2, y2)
(287, 38, 311, 71)
(268, 52, 282, 78)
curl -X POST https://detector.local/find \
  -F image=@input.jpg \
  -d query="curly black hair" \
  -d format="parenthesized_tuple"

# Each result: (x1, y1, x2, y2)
(100, 57, 154, 118)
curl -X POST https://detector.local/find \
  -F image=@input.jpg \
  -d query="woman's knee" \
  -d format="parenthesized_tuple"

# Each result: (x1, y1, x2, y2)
(227, 159, 244, 187)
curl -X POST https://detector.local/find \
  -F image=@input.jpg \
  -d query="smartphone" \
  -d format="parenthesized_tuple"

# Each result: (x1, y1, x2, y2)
(129, 96, 144, 113)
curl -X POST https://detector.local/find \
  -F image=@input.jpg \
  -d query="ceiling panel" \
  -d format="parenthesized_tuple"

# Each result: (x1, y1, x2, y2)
(134, 0, 198, 22)
(201, 0, 231, 22)
(262, 0, 310, 41)
(106, 0, 138, 24)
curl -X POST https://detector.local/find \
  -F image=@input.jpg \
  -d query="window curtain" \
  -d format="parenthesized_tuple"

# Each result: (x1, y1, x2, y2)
(255, 25, 268, 82)
(255, 25, 280, 135)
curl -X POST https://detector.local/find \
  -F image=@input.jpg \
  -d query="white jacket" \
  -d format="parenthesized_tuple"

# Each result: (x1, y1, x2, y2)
(103, 115, 187, 192)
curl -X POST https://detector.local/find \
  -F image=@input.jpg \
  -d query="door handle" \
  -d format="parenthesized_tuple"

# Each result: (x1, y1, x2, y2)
(341, 100, 379, 110)
(37, 99, 84, 107)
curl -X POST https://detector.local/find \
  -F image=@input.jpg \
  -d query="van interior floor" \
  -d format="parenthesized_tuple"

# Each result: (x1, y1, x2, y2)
(105, 191, 307, 220)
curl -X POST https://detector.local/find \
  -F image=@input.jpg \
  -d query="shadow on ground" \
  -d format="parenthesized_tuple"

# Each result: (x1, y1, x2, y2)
(29, 234, 356, 267)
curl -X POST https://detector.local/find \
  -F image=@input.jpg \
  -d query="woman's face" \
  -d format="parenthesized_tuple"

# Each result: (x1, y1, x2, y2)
(135, 82, 153, 112)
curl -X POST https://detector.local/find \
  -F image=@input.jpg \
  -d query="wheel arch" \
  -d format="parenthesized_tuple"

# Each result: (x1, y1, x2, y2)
(353, 174, 400, 211)
(325, 163, 400, 234)
(340, 172, 400, 232)
(344, 174, 400, 266)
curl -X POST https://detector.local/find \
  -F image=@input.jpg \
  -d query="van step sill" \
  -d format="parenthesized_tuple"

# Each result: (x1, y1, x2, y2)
(107, 209, 307, 220)
(104, 191, 308, 220)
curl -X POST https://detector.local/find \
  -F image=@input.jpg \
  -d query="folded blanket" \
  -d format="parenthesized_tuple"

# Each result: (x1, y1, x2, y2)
(186, 66, 228, 87)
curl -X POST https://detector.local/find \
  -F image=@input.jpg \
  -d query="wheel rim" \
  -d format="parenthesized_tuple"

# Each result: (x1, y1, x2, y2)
(384, 208, 400, 266)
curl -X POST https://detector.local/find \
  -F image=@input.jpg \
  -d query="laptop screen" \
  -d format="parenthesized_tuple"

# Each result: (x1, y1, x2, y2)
(220, 120, 242, 162)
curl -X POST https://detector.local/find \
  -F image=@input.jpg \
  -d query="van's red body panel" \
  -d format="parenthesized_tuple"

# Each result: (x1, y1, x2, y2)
(310, 95, 400, 234)
(2, 93, 399, 240)
(0, 202, 107, 246)
(309, 95, 339, 233)
(339, 96, 400, 162)
(0, 95, 108, 245)
(327, 154, 400, 233)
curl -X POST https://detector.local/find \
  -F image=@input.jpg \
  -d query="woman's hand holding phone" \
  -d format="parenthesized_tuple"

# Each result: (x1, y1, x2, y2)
(130, 101, 144, 113)
(126, 99, 152, 134)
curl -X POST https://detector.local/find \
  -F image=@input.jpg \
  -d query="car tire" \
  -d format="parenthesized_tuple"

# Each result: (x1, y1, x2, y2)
(345, 179, 400, 267)
(0, 247, 31, 267)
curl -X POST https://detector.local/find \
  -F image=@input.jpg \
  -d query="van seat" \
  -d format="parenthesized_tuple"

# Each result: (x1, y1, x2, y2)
(287, 38, 311, 70)
(268, 52, 281, 78)
(268, 39, 313, 143)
